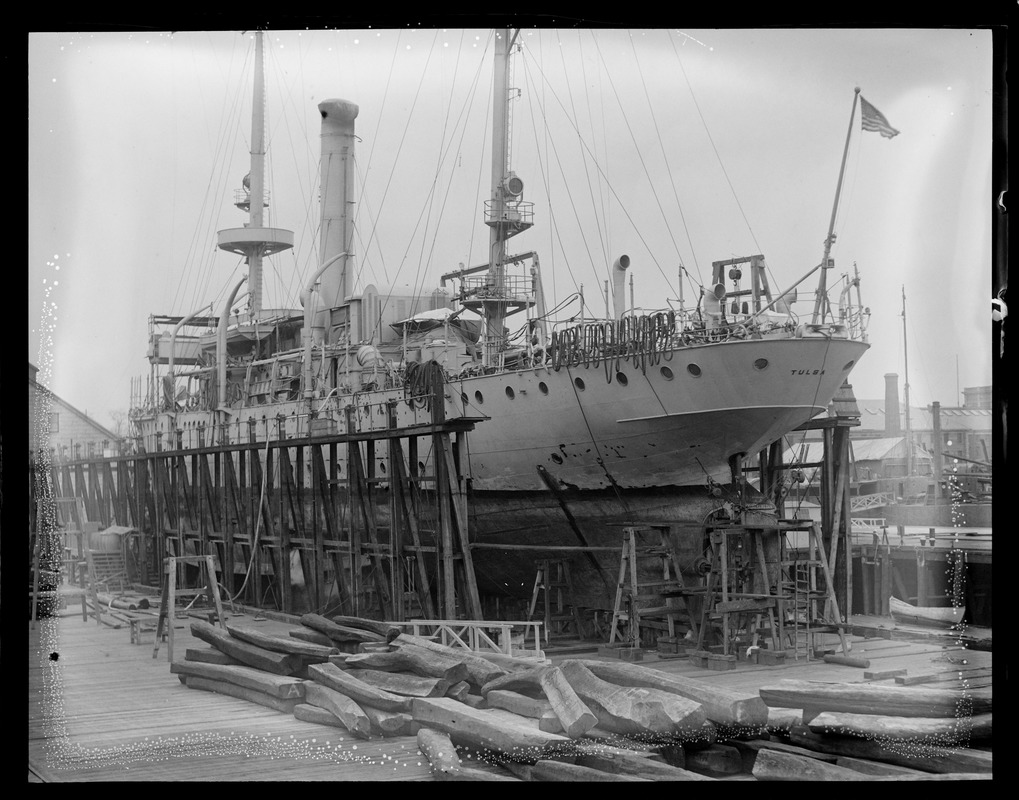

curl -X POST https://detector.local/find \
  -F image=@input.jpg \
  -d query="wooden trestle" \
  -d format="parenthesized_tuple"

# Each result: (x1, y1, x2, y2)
(35, 399, 484, 624)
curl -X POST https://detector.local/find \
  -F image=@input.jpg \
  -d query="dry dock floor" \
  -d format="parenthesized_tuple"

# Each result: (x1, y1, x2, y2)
(27, 607, 993, 782)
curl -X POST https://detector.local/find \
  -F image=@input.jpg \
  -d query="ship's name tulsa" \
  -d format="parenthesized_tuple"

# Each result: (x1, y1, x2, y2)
(790, 368, 826, 375)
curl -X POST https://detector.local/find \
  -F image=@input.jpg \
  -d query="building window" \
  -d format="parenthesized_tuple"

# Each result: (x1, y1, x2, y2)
(50, 412, 59, 432)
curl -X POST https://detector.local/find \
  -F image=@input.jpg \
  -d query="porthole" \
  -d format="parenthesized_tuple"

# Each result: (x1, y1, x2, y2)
(475, 391, 484, 404)
(660, 366, 674, 381)
(379, 462, 387, 473)
(538, 381, 549, 395)
(843, 360, 856, 370)
(615, 372, 629, 386)
(551, 453, 564, 465)
(506, 387, 516, 399)
(753, 358, 769, 370)
(687, 364, 702, 377)
(418, 461, 426, 473)
(574, 377, 586, 391)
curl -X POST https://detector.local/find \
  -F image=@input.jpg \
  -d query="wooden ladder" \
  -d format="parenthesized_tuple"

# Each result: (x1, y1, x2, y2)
(609, 525, 697, 647)
(527, 559, 585, 641)
(152, 555, 225, 662)
(778, 523, 850, 659)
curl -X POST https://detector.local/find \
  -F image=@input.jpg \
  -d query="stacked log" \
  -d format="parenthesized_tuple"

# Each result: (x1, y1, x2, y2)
(172, 617, 993, 781)
(756, 677, 994, 777)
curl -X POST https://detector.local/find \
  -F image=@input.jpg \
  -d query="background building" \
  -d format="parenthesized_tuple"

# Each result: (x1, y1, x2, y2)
(29, 362, 121, 460)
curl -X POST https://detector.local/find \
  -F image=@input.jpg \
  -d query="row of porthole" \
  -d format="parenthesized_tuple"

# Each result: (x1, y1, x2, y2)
(467, 358, 857, 403)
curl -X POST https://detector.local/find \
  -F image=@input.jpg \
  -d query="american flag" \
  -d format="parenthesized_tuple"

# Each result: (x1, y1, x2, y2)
(860, 96, 899, 139)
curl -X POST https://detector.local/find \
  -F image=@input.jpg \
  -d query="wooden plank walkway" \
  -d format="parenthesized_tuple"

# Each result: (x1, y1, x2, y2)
(28, 609, 436, 782)
(30, 605, 992, 781)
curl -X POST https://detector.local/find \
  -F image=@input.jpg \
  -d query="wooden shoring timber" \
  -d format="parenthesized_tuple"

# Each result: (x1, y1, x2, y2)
(175, 454, 198, 533)
(101, 460, 122, 527)
(346, 430, 393, 614)
(312, 444, 352, 614)
(387, 436, 437, 620)
(86, 461, 107, 528)
(441, 431, 483, 620)
(74, 462, 93, 523)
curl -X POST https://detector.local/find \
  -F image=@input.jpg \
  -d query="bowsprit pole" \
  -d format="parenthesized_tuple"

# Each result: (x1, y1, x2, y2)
(812, 87, 861, 325)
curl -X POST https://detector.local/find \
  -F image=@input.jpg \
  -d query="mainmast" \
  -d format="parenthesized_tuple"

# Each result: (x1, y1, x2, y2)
(217, 30, 294, 320)
(480, 29, 530, 367)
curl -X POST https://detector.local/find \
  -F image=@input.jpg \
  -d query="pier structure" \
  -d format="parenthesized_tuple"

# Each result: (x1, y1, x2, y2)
(31, 372, 484, 624)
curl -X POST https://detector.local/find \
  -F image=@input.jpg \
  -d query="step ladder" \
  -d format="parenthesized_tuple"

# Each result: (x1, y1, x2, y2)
(778, 523, 850, 660)
(609, 525, 698, 647)
(696, 525, 783, 656)
(153, 555, 225, 662)
(527, 559, 584, 641)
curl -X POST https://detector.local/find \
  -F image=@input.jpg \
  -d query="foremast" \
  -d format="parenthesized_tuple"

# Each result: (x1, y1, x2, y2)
(216, 30, 294, 319)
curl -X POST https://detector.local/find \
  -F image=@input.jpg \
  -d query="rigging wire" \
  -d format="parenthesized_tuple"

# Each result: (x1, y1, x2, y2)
(521, 36, 677, 297)
(625, 30, 696, 287)
(556, 31, 612, 291)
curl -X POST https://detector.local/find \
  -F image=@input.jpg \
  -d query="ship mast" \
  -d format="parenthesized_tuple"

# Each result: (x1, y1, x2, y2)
(216, 30, 293, 321)
(482, 29, 524, 368)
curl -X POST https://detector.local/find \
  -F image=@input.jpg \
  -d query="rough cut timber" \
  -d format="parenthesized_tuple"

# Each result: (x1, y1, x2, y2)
(557, 659, 706, 738)
(344, 668, 450, 698)
(330, 615, 402, 642)
(681, 744, 743, 775)
(416, 727, 464, 779)
(538, 666, 599, 739)
(183, 675, 300, 714)
(752, 749, 991, 781)
(834, 756, 928, 777)
(190, 620, 302, 675)
(294, 702, 346, 728)
(289, 628, 336, 647)
(225, 624, 339, 659)
(170, 660, 306, 699)
(485, 689, 553, 719)
(303, 681, 371, 739)
(582, 659, 768, 728)
(759, 679, 993, 718)
(342, 650, 471, 684)
(301, 613, 387, 643)
(726, 737, 838, 772)
(392, 634, 508, 688)
(529, 760, 652, 781)
(765, 707, 803, 731)
(480, 666, 551, 698)
(473, 651, 548, 672)
(574, 750, 714, 781)
(307, 662, 412, 712)
(445, 681, 471, 702)
(786, 726, 993, 774)
(362, 705, 418, 737)
(807, 710, 992, 742)
(184, 646, 241, 666)
(410, 697, 570, 761)
(416, 728, 521, 782)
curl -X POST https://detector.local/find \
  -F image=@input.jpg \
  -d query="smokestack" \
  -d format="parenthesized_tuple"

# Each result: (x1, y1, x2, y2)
(884, 373, 902, 437)
(612, 255, 630, 319)
(931, 401, 943, 482)
(317, 99, 359, 310)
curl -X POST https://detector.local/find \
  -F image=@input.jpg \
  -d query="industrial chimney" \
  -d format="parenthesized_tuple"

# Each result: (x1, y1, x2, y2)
(884, 373, 902, 437)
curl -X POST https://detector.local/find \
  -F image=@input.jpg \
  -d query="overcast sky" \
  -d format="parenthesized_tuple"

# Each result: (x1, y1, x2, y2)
(28, 27, 996, 428)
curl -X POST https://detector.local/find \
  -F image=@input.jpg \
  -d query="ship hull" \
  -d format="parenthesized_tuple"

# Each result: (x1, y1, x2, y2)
(138, 334, 867, 492)
(455, 334, 868, 490)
